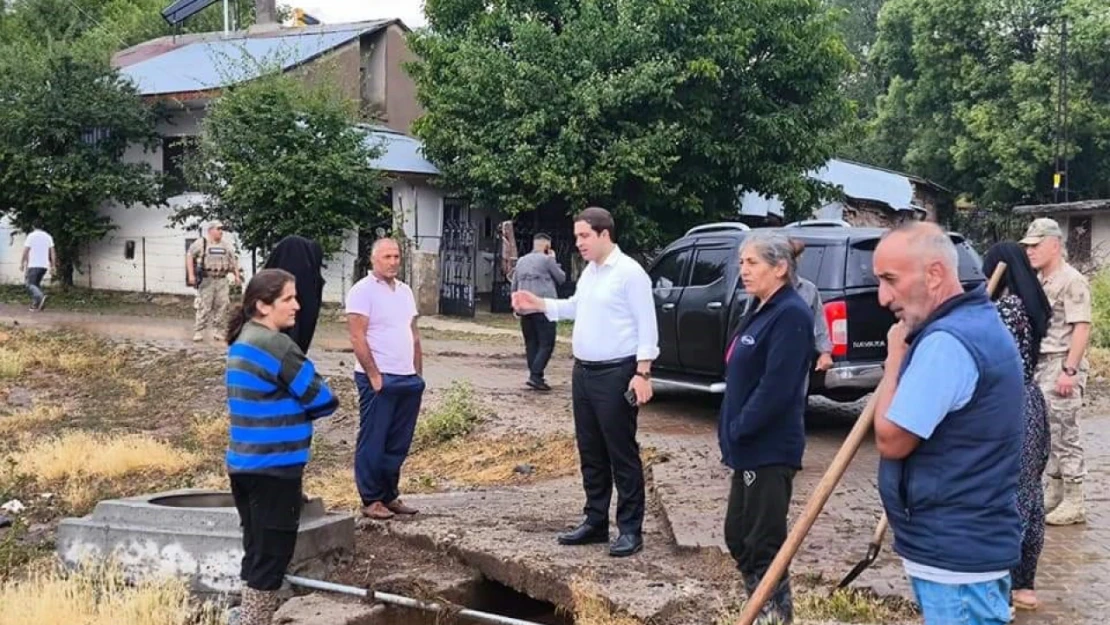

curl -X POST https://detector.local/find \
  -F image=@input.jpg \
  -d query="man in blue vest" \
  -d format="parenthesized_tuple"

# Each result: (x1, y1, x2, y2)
(871, 222, 1024, 625)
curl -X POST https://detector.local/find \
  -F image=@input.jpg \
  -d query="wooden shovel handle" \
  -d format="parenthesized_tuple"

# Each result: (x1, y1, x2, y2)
(986, 261, 1007, 299)
(871, 513, 889, 544)
(733, 383, 882, 625)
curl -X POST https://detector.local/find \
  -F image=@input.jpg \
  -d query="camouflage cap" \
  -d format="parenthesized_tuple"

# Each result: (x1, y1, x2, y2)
(1020, 217, 1064, 245)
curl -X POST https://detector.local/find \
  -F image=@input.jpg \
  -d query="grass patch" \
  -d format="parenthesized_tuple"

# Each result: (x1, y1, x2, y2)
(187, 411, 228, 451)
(413, 381, 482, 449)
(405, 433, 579, 490)
(0, 348, 26, 378)
(0, 285, 196, 319)
(1088, 346, 1110, 379)
(795, 587, 918, 623)
(1091, 269, 1110, 349)
(304, 464, 360, 512)
(7, 431, 203, 510)
(0, 405, 66, 436)
(570, 578, 642, 625)
(0, 520, 50, 582)
(0, 327, 124, 379)
(713, 583, 918, 625)
(0, 559, 223, 625)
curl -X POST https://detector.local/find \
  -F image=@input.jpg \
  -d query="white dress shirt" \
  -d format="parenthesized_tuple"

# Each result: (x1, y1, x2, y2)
(543, 246, 660, 362)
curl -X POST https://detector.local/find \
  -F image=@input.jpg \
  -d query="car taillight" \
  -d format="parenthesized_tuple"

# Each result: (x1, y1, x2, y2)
(824, 301, 848, 357)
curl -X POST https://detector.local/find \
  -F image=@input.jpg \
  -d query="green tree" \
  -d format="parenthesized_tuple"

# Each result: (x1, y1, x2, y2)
(0, 0, 259, 53)
(860, 0, 1110, 209)
(175, 70, 387, 257)
(0, 43, 163, 286)
(410, 0, 854, 249)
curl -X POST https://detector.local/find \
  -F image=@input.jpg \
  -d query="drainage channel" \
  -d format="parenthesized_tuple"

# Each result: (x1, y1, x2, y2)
(287, 575, 572, 625)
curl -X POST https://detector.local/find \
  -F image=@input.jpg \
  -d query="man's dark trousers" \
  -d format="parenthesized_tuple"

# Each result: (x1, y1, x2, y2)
(572, 357, 644, 535)
(354, 372, 425, 505)
(521, 312, 557, 383)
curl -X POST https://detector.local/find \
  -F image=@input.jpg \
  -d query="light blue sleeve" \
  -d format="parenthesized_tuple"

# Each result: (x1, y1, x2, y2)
(886, 331, 978, 440)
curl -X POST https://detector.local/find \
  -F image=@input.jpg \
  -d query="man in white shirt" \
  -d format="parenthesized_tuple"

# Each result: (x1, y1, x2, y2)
(20, 222, 55, 311)
(513, 207, 659, 557)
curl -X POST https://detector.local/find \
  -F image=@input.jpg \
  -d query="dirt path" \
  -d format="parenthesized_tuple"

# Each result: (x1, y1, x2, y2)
(4, 304, 1108, 624)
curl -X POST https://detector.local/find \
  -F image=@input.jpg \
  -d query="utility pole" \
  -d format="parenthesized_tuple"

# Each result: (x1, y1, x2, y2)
(1053, 17, 1069, 203)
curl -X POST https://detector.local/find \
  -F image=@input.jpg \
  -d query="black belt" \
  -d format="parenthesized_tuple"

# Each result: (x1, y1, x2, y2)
(574, 356, 636, 370)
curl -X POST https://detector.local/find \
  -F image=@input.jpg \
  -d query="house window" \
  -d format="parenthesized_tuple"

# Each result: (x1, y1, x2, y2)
(124, 240, 136, 260)
(163, 136, 198, 196)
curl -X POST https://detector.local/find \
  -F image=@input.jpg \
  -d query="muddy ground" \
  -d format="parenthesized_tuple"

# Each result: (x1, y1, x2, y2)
(1, 296, 1107, 625)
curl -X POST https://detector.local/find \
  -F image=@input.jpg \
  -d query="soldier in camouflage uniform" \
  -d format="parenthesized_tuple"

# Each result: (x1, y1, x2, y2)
(1021, 217, 1092, 526)
(186, 221, 242, 342)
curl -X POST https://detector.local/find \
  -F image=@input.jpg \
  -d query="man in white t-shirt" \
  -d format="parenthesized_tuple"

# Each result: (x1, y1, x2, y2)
(20, 223, 55, 311)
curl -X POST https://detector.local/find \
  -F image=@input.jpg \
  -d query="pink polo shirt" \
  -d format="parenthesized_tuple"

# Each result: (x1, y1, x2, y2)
(345, 274, 418, 375)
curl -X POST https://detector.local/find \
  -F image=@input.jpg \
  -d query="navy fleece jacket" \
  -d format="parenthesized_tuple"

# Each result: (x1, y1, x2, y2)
(718, 285, 814, 471)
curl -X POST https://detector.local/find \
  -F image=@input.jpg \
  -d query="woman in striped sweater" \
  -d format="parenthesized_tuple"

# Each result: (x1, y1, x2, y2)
(225, 269, 339, 625)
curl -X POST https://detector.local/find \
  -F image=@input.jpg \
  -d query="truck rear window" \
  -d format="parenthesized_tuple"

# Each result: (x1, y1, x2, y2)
(846, 236, 985, 287)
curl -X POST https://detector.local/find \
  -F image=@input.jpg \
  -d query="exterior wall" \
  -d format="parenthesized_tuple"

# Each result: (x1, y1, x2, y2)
(359, 25, 422, 133)
(390, 178, 444, 254)
(382, 24, 422, 134)
(295, 41, 362, 104)
(390, 178, 444, 315)
(362, 32, 388, 121)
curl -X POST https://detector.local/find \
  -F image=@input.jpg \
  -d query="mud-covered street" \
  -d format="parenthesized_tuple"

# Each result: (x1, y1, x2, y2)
(1, 303, 1107, 625)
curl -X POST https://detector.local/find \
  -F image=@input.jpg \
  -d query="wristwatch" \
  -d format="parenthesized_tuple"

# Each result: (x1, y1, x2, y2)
(1063, 365, 1078, 376)
(634, 371, 651, 380)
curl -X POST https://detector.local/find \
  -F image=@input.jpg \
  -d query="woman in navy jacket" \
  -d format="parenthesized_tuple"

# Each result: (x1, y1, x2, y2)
(719, 231, 814, 625)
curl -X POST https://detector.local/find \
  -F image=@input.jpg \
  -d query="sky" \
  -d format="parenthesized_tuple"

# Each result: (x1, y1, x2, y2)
(295, 1, 428, 29)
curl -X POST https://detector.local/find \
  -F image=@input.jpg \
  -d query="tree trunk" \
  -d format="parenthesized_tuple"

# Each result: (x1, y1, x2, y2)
(57, 244, 79, 288)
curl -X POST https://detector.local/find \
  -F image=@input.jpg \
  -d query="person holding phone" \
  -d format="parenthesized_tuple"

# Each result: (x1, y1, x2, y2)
(719, 231, 814, 624)
(512, 207, 658, 558)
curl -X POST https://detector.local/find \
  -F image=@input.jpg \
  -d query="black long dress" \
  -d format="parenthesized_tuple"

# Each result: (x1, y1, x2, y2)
(997, 293, 1049, 590)
(262, 236, 325, 353)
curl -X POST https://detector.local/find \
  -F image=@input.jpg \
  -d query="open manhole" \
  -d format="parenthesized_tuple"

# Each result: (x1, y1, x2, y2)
(148, 492, 236, 508)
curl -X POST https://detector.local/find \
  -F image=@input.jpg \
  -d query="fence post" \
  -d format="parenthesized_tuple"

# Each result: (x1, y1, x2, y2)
(142, 237, 147, 293)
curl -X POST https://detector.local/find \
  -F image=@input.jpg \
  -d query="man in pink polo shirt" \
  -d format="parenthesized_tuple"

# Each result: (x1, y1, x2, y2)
(346, 238, 425, 520)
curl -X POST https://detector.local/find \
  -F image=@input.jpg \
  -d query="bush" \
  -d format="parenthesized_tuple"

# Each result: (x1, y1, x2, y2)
(413, 381, 481, 450)
(1090, 269, 1110, 349)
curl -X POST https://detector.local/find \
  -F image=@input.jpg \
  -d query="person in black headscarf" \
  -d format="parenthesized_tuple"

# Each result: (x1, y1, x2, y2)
(983, 241, 1052, 611)
(263, 236, 326, 353)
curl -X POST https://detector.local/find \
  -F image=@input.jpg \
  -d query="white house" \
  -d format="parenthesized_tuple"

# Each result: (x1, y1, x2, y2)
(0, 18, 451, 313)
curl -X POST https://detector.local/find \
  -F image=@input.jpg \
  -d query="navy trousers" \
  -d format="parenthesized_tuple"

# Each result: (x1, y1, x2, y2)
(354, 372, 425, 505)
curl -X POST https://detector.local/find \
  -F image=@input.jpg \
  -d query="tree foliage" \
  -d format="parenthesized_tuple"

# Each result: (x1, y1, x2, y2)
(0, 43, 163, 285)
(858, 0, 1110, 209)
(0, 0, 257, 53)
(410, 0, 854, 249)
(176, 70, 387, 257)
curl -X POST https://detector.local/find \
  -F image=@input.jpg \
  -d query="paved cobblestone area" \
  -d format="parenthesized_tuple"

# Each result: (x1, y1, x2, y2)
(646, 393, 1110, 624)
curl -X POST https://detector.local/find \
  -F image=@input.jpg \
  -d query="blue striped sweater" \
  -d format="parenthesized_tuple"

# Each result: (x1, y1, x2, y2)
(225, 320, 338, 476)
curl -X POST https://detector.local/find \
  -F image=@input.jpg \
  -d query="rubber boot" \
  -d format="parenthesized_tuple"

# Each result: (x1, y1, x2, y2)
(239, 588, 282, 625)
(742, 573, 792, 625)
(1044, 476, 1063, 513)
(1045, 480, 1086, 526)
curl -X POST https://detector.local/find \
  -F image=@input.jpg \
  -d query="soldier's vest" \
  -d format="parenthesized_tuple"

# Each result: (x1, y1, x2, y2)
(202, 242, 234, 277)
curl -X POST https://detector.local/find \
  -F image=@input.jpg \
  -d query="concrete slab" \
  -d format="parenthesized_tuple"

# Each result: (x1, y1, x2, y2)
(56, 489, 354, 594)
(370, 478, 723, 625)
(275, 594, 381, 625)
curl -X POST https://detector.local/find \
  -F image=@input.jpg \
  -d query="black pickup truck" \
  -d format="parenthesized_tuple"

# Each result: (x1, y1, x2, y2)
(646, 221, 986, 402)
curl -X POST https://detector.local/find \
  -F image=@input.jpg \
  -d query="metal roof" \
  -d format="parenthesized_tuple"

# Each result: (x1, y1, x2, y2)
(119, 23, 386, 96)
(1012, 199, 1110, 215)
(364, 126, 440, 176)
(811, 159, 916, 211)
(739, 158, 929, 217)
